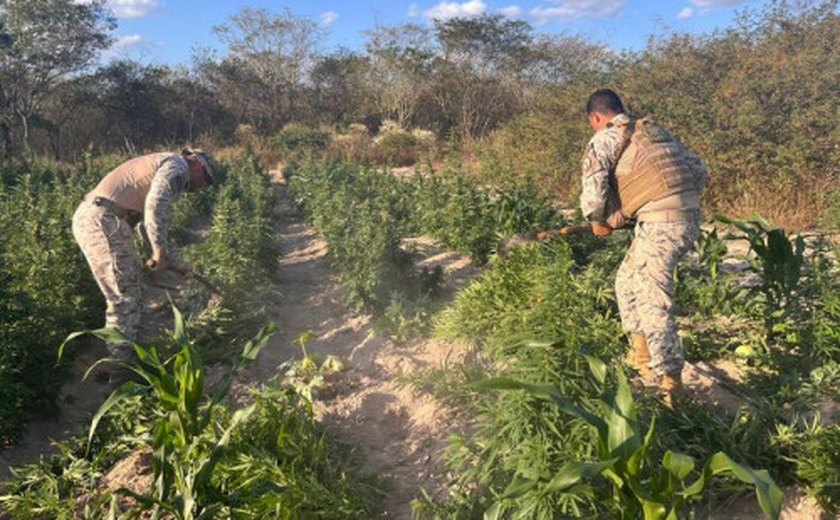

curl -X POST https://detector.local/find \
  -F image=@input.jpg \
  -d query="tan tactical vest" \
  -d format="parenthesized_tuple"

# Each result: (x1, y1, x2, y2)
(612, 118, 698, 219)
(89, 153, 181, 213)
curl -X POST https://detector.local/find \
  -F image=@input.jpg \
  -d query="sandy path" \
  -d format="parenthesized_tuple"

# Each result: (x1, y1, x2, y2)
(237, 175, 476, 518)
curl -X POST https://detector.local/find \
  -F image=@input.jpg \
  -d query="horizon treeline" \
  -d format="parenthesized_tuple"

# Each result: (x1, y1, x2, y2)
(1, 0, 838, 225)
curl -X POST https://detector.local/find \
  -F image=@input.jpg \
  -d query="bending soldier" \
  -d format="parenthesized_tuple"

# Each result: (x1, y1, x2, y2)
(579, 89, 708, 406)
(72, 148, 216, 359)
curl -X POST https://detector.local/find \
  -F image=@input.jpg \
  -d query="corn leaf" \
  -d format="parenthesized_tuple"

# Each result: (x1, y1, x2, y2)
(662, 451, 695, 482)
(87, 381, 147, 448)
(542, 459, 618, 494)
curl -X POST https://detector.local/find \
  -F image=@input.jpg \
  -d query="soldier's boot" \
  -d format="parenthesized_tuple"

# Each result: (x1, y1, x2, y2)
(660, 373, 683, 409)
(628, 334, 654, 382)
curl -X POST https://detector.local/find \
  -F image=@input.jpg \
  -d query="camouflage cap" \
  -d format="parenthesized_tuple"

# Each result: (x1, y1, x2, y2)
(182, 147, 216, 185)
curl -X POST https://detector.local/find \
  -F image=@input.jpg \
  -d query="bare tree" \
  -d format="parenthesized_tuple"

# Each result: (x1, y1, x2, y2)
(364, 24, 436, 128)
(432, 15, 534, 140)
(205, 8, 323, 132)
(310, 50, 370, 126)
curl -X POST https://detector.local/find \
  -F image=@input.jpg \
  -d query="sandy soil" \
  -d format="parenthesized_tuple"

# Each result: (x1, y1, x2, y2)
(233, 176, 477, 518)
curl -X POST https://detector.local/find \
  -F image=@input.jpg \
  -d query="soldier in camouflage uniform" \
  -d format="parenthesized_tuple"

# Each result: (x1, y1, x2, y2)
(72, 149, 215, 359)
(579, 89, 708, 406)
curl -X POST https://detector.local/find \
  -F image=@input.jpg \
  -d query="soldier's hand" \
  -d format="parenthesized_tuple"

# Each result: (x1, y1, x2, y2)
(146, 254, 168, 274)
(591, 222, 613, 237)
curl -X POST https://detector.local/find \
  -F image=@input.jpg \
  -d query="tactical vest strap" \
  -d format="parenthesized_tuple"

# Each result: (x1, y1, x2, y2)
(613, 117, 636, 166)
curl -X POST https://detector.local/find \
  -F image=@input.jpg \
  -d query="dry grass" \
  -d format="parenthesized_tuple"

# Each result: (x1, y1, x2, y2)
(712, 175, 837, 231)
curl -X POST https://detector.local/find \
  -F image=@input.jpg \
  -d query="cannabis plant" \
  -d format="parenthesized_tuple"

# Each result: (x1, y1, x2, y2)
(479, 358, 783, 519)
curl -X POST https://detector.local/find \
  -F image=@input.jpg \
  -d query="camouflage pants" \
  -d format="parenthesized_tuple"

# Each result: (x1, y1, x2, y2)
(72, 199, 141, 352)
(615, 219, 701, 376)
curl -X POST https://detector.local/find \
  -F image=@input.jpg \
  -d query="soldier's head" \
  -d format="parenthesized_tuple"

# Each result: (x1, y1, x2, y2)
(586, 89, 624, 132)
(182, 148, 216, 191)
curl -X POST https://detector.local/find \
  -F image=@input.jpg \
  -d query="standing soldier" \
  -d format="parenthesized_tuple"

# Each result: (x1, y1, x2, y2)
(579, 89, 708, 406)
(72, 148, 215, 360)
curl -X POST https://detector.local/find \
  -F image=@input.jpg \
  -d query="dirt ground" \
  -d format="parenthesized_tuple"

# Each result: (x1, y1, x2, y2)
(0, 340, 114, 478)
(232, 176, 477, 517)
(0, 169, 828, 519)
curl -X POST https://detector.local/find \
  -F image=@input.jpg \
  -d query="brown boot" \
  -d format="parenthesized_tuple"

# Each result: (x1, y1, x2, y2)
(660, 373, 683, 409)
(628, 334, 654, 381)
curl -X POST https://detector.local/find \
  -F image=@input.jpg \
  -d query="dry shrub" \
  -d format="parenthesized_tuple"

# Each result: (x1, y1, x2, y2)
(330, 124, 374, 163)
(327, 121, 438, 167)
(411, 128, 436, 151)
(719, 175, 837, 231)
(228, 124, 285, 166)
(375, 130, 418, 166)
(474, 82, 597, 203)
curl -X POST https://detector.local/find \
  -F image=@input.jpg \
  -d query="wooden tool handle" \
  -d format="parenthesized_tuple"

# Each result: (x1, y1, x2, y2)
(536, 226, 593, 240)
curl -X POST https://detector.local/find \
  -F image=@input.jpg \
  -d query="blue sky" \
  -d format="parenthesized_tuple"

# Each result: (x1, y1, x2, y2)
(103, 0, 771, 65)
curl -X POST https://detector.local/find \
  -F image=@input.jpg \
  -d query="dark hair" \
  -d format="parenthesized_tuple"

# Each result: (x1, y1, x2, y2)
(586, 89, 624, 115)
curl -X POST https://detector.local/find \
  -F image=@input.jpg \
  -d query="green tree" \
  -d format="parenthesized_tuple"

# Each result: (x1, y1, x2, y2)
(0, 0, 113, 155)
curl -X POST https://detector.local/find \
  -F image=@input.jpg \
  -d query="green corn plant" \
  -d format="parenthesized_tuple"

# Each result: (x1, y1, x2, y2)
(59, 306, 277, 520)
(696, 228, 728, 281)
(715, 215, 805, 339)
(477, 357, 783, 520)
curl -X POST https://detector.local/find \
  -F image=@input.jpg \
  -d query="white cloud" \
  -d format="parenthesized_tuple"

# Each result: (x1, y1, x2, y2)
(529, 0, 625, 25)
(689, 0, 746, 7)
(499, 5, 523, 18)
(320, 11, 339, 27)
(106, 0, 160, 19)
(677, 6, 695, 19)
(408, 3, 421, 17)
(101, 33, 145, 59)
(112, 33, 143, 49)
(75, 0, 160, 19)
(423, 0, 487, 21)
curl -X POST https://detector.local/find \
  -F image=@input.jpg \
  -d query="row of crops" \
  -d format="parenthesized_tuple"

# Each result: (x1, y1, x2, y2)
(286, 157, 558, 328)
(0, 157, 109, 443)
(0, 155, 383, 518)
(1, 153, 838, 518)
(288, 158, 840, 518)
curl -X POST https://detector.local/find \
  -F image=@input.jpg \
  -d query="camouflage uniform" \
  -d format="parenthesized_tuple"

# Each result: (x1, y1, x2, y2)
(72, 154, 190, 353)
(581, 114, 708, 376)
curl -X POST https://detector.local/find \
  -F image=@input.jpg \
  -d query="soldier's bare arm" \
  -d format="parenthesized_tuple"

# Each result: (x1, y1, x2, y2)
(144, 158, 189, 273)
